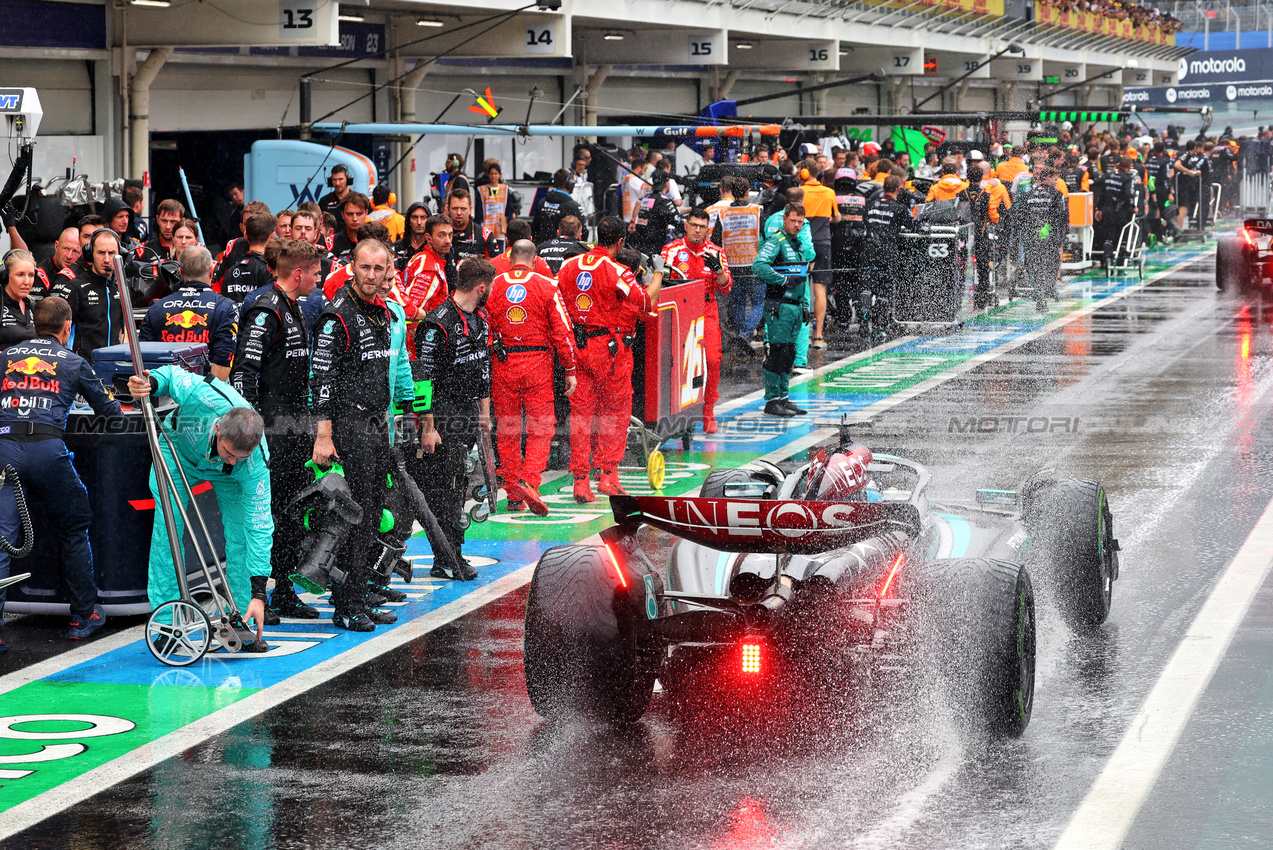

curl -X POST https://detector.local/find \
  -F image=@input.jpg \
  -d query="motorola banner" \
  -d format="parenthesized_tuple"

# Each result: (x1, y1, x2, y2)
(1124, 47, 1273, 106)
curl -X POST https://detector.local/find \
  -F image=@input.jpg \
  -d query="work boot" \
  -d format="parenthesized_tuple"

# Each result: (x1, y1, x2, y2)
(703, 407, 718, 434)
(374, 585, 408, 603)
(332, 607, 375, 632)
(432, 556, 478, 582)
(364, 591, 389, 608)
(367, 608, 398, 625)
(509, 480, 550, 517)
(783, 399, 807, 415)
(264, 608, 281, 626)
(271, 592, 320, 619)
(506, 498, 526, 512)
(67, 604, 106, 640)
(764, 399, 796, 418)
(573, 475, 596, 504)
(393, 558, 414, 584)
(597, 471, 629, 498)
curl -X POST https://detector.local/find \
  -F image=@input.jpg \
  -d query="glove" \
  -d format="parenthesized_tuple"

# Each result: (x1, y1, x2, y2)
(702, 251, 723, 273)
(0, 204, 14, 230)
(398, 411, 418, 448)
(650, 254, 665, 275)
(783, 275, 805, 290)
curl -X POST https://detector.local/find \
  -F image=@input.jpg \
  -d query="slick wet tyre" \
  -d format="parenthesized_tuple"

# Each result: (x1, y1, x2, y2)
(1216, 237, 1241, 291)
(1026, 478, 1118, 627)
(523, 544, 659, 724)
(917, 558, 1036, 739)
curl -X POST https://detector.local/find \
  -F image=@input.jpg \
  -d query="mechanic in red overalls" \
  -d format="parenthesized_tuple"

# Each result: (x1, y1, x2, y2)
(399, 214, 455, 356)
(659, 206, 732, 434)
(487, 239, 578, 515)
(557, 216, 651, 503)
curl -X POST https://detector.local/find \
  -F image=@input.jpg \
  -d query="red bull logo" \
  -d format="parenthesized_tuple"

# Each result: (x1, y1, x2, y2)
(165, 311, 208, 329)
(5, 356, 57, 376)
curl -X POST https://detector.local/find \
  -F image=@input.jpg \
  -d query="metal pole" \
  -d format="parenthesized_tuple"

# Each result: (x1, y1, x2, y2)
(112, 256, 188, 599)
(299, 77, 312, 139)
(177, 166, 204, 244)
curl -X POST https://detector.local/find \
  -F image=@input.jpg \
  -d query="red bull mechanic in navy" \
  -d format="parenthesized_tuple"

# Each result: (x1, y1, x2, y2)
(139, 246, 240, 381)
(0, 297, 123, 644)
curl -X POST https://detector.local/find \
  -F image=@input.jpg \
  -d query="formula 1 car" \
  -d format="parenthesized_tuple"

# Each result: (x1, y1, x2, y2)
(1216, 219, 1273, 297)
(523, 420, 1119, 737)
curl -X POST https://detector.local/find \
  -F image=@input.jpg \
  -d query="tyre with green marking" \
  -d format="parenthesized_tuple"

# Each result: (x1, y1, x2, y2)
(1025, 478, 1118, 627)
(917, 557, 1036, 739)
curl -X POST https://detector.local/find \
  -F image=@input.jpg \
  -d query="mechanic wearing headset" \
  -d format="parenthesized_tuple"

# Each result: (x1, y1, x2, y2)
(659, 207, 732, 434)
(49, 227, 125, 362)
(317, 163, 353, 219)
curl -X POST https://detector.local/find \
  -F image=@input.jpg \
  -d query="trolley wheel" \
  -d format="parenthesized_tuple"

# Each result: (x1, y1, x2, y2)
(471, 483, 490, 502)
(647, 449, 666, 490)
(458, 511, 472, 530)
(470, 502, 491, 524)
(146, 600, 213, 667)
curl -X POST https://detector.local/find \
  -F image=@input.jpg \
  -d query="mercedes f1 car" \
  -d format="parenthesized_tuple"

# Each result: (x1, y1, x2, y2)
(523, 421, 1119, 737)
(1217, 219, 1273, 297)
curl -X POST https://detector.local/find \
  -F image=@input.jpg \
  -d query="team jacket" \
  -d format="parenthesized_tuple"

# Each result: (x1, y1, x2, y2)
(449, 218, 500, 268)
(211, 238, 250, 291)
(1017, 184, 1070, 249)
(487, 268, 577, 374)
(220, 251, 272, 303)
(139, 282, 240, 368)
(537, 236, 588, 275)
(150, 365, 272, 582)
(659, 238, 733, 303)
(412, 298, 492, 416)
(401, 246, 452, 326)
(34, 259, 61, 300)
(0, 336, 120, 431)
(310, 284, 410, 422)
(630, 194, 682, 256)
(752, 231, 816, 290)
(322, 261, 404, 302)
(558, 247, 650, 337)
(532, 189, 584, 244)
(0, 290, 36, 350)
(50, 266, 124, 362)
(926, 175, 969, 202)
(230, 283, 310, 419)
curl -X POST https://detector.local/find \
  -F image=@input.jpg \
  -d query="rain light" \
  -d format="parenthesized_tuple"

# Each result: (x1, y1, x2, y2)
(878, 552, 906, 597)
(741, 643, 762, 674)
(604, 543, 627, 588)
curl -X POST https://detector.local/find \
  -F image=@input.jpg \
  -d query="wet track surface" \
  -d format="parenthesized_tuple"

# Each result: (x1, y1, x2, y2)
(8, 247, 1273, 848)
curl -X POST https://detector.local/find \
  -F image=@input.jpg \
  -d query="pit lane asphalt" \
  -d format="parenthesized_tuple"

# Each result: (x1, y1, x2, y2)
(9, 251, 1273, 850)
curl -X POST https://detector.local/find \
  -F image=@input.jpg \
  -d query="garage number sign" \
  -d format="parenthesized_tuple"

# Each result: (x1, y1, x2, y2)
(279, 0, 318, 38)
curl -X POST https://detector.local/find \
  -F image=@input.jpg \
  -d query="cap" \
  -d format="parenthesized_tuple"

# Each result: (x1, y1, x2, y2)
(650, 170, 670, 189)
(861, 141, 881, 156)
(835, 167, 858, 181)
(968, 150, 985, 161)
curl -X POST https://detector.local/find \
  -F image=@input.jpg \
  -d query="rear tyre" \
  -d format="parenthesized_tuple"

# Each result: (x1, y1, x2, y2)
(1025, 478, 1118, 627)
(700, 468, 765, 499)
(916, 558, 1036, 738)
(523, 544, 658, 724)
(1217, 237, 1242, 291)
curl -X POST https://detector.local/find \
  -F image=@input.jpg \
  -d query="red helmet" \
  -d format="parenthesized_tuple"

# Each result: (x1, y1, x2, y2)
(861, 141, 882, 156)
(814, 447, 874, 501)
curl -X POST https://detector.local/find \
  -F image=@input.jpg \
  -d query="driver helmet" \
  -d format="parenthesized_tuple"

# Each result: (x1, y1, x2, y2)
(799, 142, 821, 158)
(861, 141, 882, 156)
(815, 448, 874, 500)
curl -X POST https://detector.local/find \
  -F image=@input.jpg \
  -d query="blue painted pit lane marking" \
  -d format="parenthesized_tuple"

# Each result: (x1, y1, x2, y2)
(41, 537, 555, 690)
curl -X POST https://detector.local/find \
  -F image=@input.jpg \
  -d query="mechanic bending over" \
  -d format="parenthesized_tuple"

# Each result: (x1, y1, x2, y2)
(0, 297, 124, 644)
(139, 246, 240, 380)
(755, 203, 815, 418)
(127, 367, 272, 636)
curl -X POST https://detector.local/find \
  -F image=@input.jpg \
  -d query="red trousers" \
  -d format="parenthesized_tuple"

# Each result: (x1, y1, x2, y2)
(492, 353, 556, 490)
(570, 342, 633, 477)
(704, 301, 722, 412)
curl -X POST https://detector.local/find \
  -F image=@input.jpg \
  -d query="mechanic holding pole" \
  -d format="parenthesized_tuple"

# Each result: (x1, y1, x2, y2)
(754, 203, 815, 418)
(310, 239, 415, 630)
(125, 364, 271, 633)
(558, 216, 653, 504)
(412, 258, 495, 578)
(230, 239, 323, 622)
(0, 297, 122, 641)
(486, 242, 577, 517)
(659, 207, 732, 434)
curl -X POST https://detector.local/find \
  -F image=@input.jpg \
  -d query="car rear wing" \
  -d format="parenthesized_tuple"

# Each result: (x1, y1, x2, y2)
(609, 495, 922, 555)
(1246, 218, 1273, 233)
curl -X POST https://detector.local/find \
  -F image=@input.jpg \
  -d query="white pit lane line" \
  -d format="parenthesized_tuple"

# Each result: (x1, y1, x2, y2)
(0, 249, 1210, 837)
(1053, 495, 1273, 850)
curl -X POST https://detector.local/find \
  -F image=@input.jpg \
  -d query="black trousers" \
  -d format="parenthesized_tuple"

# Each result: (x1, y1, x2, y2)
(265, 417, 314, 601)
(330, 417, 391, 611)
(410, 413, 479, 556)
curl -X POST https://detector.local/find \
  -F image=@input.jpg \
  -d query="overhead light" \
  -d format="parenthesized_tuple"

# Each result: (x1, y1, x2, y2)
(338, 12, 365, 22)
(131, 0, 172, 6)
(417, 18, 445, 27)
(736, 42, 754, 49)
(1124, 58, 1139, 69)
(839, 48, 849, 56)
(603, 32, 624, 40)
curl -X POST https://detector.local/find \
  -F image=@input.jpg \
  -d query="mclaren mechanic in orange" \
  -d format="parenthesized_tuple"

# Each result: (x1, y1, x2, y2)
(140, 246, 240, 380)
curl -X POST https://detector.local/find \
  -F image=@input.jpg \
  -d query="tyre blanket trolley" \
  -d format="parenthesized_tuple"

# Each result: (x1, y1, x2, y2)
(896, 217, 972, 328)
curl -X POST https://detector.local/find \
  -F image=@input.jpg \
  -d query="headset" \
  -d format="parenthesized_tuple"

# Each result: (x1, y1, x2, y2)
(326, 164, 349, 188)
(86, 226, 121, 258)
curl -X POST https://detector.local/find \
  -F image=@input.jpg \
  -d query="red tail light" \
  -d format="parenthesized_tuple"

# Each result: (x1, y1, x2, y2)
(877, 552, 906, 598)
(741, 642, 762, 674)
(603, 542, 627, 588)
(1242, 228, 1255, 247)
